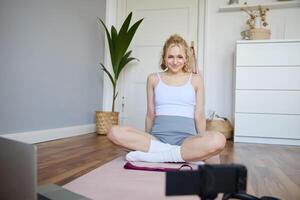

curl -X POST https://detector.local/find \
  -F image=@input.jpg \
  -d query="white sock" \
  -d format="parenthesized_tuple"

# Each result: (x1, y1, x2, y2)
(148, 140, 173, 153)
(126, 145, 184, 163)
(189, 160, 205, 165)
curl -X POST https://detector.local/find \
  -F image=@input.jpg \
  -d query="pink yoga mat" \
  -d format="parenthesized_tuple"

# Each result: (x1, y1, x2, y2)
(63, 156, 201, 200)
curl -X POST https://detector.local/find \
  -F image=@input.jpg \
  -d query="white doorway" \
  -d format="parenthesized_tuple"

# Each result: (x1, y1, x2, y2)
(104, 0, 205, 130)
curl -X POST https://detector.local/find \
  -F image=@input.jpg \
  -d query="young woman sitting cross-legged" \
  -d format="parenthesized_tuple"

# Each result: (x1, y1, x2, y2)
(108, 34, 226, 163)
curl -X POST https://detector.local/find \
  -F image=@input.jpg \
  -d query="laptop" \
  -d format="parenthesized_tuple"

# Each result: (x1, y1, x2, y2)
(0, 136, 91, 200)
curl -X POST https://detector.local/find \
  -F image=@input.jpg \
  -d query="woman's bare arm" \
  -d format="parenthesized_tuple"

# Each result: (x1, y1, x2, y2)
(145, 74, 156, 132)
(193, 74, 206, 135)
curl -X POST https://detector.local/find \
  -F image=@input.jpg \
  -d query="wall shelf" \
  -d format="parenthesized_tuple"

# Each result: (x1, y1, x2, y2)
(219, 1, 300, 12)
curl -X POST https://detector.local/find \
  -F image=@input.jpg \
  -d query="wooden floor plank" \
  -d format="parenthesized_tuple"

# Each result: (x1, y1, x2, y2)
(37, 134, 126, 185)
(37, 133, 300, 199)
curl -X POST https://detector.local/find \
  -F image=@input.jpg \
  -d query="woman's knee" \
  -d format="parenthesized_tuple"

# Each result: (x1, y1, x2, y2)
(107, 125, 128, 145)
(182, 132, 226, 160)
(208, 131, 226, 154)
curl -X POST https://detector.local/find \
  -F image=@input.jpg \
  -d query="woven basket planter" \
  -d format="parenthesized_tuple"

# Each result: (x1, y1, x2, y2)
(206, 119, 233, 139)
(96, 111, 119, 135)
(249, 28, 271, 40)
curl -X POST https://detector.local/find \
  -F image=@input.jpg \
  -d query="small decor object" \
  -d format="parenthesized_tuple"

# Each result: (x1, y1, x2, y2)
(241, 6, 271, 40)
(206, 112, 233, 140)
(96, 12, 143, 135)
(228, 0, 239, 5)
(240, 30, 250, 40)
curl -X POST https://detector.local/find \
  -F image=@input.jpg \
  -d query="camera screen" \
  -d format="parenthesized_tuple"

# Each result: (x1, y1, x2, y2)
(166, 164, 247, 197)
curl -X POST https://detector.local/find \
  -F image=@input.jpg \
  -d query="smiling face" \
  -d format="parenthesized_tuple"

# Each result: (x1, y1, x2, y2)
(164, 44, 186, 74)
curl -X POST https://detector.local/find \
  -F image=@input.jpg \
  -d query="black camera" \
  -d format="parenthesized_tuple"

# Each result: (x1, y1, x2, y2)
(166, 164, 281, 200)
(166, 164, 247, 200)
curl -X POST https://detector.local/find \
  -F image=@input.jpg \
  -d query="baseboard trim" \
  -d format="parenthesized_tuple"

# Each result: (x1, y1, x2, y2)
(1, 124, 96, 144)
(234, 136, 300, 146)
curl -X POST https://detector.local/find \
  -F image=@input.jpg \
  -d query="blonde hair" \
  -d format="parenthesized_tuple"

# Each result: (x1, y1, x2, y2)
(160, 34, 192, 72)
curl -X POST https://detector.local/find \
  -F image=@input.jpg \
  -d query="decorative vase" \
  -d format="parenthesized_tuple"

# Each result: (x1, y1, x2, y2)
(254, 17, 261, 29)
(96, 111, 119, 135)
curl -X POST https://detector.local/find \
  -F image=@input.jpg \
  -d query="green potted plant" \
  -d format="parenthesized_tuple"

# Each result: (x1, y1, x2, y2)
(96, 12, 143, 135)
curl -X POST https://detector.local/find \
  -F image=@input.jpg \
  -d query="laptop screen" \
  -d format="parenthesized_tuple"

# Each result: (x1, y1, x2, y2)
(0, 137, 37, 200)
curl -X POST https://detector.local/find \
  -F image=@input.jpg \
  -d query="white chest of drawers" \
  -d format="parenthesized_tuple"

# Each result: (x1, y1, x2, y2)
(234, 40, 300, 145)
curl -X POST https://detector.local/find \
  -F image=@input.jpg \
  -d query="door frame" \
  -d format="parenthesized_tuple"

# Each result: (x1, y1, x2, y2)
(102, 0, 208, 113)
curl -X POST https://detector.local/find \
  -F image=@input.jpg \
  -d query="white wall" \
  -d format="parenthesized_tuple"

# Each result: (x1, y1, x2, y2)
(0, 0, 106, 135)
(204, 0, 300, 121)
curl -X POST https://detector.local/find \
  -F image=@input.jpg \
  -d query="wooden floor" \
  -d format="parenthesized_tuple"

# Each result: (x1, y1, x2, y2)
(37, 133, 300, 200)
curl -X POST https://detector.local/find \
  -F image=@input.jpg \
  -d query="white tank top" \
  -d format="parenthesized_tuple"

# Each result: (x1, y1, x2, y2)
(155, 72, 196, 118)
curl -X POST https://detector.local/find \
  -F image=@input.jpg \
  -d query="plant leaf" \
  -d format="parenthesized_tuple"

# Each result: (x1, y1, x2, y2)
(112, 13, 133, 74)
(115, 51, 132, 81)
(118, 50, 132, 69)
(98, 18, 114, 64)
(118, 12, 132, 36)
(111, 26, 118, 75)
(126, 18, 144, 46)
(116, 56, 139, 81)
(100, 63, 115, 87)
(115, 18, 143, 68)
